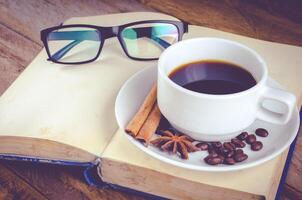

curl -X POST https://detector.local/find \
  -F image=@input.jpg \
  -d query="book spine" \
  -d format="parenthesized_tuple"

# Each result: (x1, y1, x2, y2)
(83, 158, 108, 187)
(0, 153, 108, 187)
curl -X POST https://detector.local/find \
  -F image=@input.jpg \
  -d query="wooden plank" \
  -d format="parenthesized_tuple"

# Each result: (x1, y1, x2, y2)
(0, 0, 154, 44)
(2, 160, 145, 200)
(282, 184, 302, 200)
(285, 183, 302, 199)
(0, 23, 41, 95)
(0, 162, 47, 200)
(140, 0, 302, 46)
(283, 128, 302, 198)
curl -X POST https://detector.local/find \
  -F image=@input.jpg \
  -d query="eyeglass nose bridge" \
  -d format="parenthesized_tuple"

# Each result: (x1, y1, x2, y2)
(101, 26, 119, 39)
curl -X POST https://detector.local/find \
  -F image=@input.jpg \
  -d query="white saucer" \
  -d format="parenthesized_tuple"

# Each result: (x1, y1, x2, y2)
(115, 65, 300, 171)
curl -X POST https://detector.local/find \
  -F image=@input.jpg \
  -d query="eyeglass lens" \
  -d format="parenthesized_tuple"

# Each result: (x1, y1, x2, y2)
(121, 23, 179, 59)
(47, 27, 101, 63)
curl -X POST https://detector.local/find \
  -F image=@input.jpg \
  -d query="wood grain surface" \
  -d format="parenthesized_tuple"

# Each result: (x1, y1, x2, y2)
(141, 0, 302, 46)
(0, 0, 301, 199)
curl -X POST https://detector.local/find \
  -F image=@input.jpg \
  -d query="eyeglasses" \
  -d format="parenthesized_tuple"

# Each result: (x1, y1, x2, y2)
(40, 20, 188, 64)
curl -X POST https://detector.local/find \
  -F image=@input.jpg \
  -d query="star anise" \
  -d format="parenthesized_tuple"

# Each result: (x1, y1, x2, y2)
(150, 130, 199, 159)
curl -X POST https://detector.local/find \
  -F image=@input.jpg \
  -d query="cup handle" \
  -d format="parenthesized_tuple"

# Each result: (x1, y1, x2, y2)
(257, 85, 296, 124)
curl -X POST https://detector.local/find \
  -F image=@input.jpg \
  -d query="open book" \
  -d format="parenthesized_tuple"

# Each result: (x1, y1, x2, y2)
(0, 12, 301, 200)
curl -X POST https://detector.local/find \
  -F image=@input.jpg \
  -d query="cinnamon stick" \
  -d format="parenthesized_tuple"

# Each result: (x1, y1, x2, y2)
(125, 85, 157, 137)
(136, 103, 161, 145)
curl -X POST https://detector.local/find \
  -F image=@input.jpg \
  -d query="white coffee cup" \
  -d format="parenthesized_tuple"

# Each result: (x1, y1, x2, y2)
(157, 38, 296, 141)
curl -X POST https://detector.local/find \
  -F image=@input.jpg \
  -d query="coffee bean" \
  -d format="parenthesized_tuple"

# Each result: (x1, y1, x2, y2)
(204, 155, 211, 162)
(217, 154, 225, 163)
(223, 142, 235, 151)
(196, 142, 209, 150)
(230, 142, 236, 149)
(245, 134, 256, 144)
(225, 150, 235, 158)
(214, 147, 223, 155)
(255, 128, 269, 137)
(211, 141, 222, 149)
(204, 154, 216, 162)
(234, 153, 248, 162)
(219, 147, 229, 155)
(236, 132, 248, 140)
(206, 157, 223, 165)
(231, 138, 246, 148)
(224, 158, 236, 165)
(209, 152, 218, 158)
(251, 141, 263, 151)
(208, 146, 217, 155)
(200, 130, 265, 166)
(234, 149, 244, 155)
(208, 146, 218, 157)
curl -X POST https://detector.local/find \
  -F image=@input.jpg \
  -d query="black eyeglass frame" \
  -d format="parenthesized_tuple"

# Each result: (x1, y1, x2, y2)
(40, 20, 189, 64)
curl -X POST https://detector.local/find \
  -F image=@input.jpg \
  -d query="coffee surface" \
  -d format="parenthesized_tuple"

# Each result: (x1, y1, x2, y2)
(169, 60, 257, 95)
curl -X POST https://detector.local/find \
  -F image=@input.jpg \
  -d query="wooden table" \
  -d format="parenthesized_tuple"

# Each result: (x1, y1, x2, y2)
(0, 0, 301, 199)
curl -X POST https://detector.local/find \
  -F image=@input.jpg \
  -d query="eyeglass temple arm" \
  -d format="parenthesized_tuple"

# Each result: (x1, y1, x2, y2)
(48, 40, 82, 61)
(150, 36, 171, 48)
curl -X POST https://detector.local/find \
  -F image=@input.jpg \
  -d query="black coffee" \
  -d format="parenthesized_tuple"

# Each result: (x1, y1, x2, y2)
(169, 60, 257, 95)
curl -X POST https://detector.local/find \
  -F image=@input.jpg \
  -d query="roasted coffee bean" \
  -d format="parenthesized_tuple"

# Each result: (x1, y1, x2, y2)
(234, 149, 244, 155)
(209, 152, 218, 158)
(211, 141, 222, 149)
(208, 146, 217, 155)
(206, 157, 223, 165)
(214, 146, 227, 153)
(204, 153, 218, 161)
(245, 134, 256, 144)
(230, 142, 236, 149)
(207, 146, 218, 156)
(196, 142, 209, 150)
(225, 150, 235, 158)
(204, 154, 217, 162)
(234, 153, 248, 162)
(219, 147, 229, 155)
(204, 155, 211, 163)
(223, 142, 235, 151)
(251, 141, 263, 151)
(231, 138, 246, 148)
(255, 128, 269, 137)
(236, 132, 248, 140)
(218, 154, 225, 163)
(224, 158, 236, 165)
